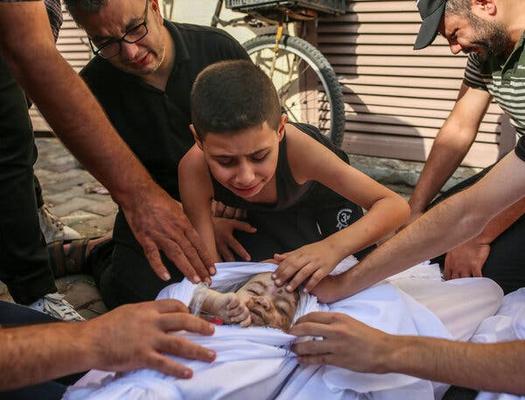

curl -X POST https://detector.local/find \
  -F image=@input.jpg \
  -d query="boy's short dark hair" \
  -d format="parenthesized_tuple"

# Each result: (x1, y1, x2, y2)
(191, 60, 281, 139)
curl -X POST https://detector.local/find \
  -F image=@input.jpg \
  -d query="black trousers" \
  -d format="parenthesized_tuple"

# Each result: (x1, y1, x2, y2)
(430, 165, 525, 294)
(87, 239, 185, 310)
(0, 56, 56, 305)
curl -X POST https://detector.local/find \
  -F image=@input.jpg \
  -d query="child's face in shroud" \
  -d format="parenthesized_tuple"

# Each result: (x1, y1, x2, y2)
(199, 120, 285, 200)
(236, 272, 299, 330)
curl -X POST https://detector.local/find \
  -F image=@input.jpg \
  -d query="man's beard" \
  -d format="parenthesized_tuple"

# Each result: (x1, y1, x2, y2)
(469, 15, 513, 59)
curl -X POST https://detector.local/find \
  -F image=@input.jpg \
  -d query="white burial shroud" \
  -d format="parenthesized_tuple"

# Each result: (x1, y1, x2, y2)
(64, 259, 502, 400)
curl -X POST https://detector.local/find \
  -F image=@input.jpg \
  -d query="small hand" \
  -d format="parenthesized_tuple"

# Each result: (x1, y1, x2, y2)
(444, 239, 490, 279)
(213, 217, 256, 261)
(215, 293, 251, 327)
(290, 312, 391, 373)
(272, 241, 341, 293)
(122, 187, 214, 284)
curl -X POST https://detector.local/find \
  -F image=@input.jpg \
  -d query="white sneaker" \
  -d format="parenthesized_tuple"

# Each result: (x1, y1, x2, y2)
(29, 293, 85, 321)
(38, 205, 82, 244)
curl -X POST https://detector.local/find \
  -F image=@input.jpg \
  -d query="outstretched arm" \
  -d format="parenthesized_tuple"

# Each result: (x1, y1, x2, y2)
(273, 125, 410, 291)
(0, 1, 213, 284)
(291, 312, 525, 395)
(0, 300, 216, 391)
(179, 145, 220, 265)
(407, 84, 491, 222)
(313, 150, 525, 303)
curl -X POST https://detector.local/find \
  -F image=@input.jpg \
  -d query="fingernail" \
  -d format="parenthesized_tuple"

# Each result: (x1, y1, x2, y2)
(210, 268, 216, 275)
(271, 273, 276, 279)
(275, 279, 281, 285)
(194, 276, 201, 283)
(286, 285, 293, 292)
(303, 288, 309, 293)
(183, 370, 192, 378)
(163, 273, 171, 281)
(208, 350, 216, 359)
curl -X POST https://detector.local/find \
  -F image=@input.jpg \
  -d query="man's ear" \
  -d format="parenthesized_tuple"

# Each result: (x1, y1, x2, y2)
(190, 124, 204, 150)
(277, 114, 288, 141)
(150, 0, 163, 20)
(472, 0, 497, 17)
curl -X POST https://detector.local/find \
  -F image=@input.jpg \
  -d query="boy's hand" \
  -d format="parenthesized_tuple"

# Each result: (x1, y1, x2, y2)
(272, 241, 341, 293)
(212, 217, 256, 261)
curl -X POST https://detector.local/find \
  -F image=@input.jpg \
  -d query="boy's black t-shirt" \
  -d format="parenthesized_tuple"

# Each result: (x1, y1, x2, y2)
(80, 21, 249, 248)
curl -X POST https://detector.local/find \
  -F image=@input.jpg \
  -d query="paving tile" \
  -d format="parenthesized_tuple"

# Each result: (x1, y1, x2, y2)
(48, 197, 102, 218)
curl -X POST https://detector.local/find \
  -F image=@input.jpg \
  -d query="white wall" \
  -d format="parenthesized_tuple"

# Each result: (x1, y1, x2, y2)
(162, 0, 256, 44)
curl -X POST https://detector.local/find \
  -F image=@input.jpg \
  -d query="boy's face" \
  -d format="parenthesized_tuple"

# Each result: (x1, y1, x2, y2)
(199, 119, 285, 200)
(236, 272, 299, 330)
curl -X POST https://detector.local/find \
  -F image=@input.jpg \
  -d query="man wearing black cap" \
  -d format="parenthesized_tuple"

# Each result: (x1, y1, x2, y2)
(289, 1, 525, 396)
(407, 0, 525, 294)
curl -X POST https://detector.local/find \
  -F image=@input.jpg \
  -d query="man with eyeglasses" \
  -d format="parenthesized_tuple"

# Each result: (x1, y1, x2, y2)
(60, 0, 250, 309)
(0, 0, 218, 398)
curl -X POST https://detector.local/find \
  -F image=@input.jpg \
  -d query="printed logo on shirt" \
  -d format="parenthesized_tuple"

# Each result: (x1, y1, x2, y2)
(336, 208, 353, 230)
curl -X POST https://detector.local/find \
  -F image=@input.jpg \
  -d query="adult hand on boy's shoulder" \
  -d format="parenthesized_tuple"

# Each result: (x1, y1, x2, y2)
(272, 241, 341, 293)
(213, 217, 256, 261)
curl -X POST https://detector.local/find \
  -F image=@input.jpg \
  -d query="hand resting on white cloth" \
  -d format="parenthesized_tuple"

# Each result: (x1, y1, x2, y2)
(64, 260, 502, 400)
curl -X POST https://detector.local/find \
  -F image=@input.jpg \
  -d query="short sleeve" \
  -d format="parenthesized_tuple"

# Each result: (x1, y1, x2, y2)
(463, 53, 488, 91)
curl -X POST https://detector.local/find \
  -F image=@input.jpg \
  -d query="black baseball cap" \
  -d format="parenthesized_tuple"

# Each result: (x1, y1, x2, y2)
(414, 0, 447, 50)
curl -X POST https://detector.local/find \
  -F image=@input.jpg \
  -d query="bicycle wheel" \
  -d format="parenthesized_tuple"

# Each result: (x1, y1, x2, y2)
(243, 34, 345, 147)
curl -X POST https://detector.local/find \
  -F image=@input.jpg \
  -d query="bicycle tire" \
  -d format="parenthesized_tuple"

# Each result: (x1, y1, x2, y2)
(243, 34, 345, 147)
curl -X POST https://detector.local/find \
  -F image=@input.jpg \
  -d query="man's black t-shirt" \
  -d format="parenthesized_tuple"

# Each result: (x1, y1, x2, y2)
(81, 21, 249, 248)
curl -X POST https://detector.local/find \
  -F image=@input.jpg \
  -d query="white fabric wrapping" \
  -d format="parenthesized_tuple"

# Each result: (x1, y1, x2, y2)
(474, 289, 525, 400)
(64, 261, 501, 400)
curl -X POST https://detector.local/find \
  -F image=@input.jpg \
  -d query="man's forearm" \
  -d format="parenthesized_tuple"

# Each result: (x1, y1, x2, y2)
(409, 123, 476, 213)
(474, 197, 525, 244)
(387, 336, 525, 394)
(0, 323, 96, 390)
(409, 84, 489, 214)
(0, 2, 154, 206)
(337, 151, 525, 297)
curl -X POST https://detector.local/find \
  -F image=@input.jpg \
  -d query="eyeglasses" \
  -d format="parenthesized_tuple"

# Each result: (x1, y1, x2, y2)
(88, 0, 149, 59)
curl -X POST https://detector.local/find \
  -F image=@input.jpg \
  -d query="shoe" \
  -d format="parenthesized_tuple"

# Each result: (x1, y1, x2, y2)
(38, 205, 82, 244)
(29, 293, 85, 321)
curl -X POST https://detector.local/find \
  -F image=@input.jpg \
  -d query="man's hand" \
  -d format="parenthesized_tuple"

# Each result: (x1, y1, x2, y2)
(310, 275, 343, 303)
(213, 217, 256, 262)
(272, 241, 342, 293)
(122, 187, 215, 284)
(290, 312, 392, 373)
(87, 300, 216, 378)
(444, 239, 490, 279)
